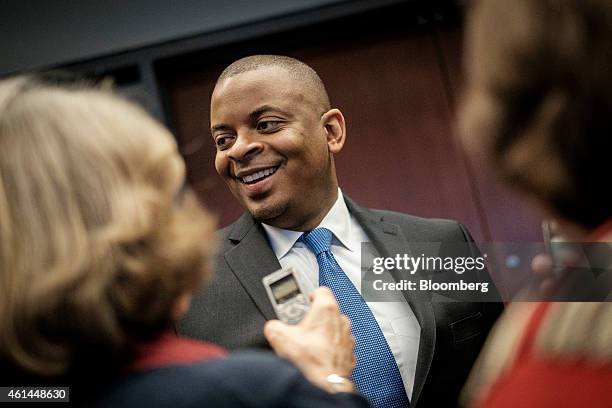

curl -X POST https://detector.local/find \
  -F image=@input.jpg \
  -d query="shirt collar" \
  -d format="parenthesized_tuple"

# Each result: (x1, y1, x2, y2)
(262, 188, 355, 260)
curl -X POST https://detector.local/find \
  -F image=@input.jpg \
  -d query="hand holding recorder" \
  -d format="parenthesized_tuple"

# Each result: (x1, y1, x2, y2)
(264, 287, 356, 394)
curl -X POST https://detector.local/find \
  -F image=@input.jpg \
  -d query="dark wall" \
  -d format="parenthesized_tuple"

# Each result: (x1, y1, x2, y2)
(1, 0, 542, 241)
(161, 5, 542, 241)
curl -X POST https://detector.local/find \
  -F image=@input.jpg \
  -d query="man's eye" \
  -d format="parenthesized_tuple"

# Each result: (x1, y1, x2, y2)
(215, 135, 234, 149)
(256, 121, 281, 132)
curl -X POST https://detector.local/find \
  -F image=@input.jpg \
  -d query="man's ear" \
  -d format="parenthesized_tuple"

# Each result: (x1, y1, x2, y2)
(321, 108, 346, 154)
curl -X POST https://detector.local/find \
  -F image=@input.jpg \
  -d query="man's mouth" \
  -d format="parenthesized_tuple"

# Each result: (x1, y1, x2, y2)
(239, 166, 279, 184)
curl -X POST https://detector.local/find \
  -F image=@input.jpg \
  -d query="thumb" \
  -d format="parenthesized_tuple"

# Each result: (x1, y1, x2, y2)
(264, 320, 290, 352)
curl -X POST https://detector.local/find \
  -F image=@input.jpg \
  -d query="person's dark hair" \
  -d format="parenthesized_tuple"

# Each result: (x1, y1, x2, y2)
(217, 55, 331, 112)
(467, 0, 612, 229)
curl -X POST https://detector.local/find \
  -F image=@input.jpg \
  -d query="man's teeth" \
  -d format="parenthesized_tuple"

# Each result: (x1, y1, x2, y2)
(242, 167, 277, 183)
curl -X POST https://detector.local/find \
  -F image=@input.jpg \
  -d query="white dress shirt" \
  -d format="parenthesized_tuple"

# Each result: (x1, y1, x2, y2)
(262, 189, 420, 398)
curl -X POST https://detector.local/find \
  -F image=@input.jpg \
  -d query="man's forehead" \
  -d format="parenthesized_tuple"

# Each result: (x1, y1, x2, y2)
(212, 66, 315, 113)
(218, 66, 310, 96)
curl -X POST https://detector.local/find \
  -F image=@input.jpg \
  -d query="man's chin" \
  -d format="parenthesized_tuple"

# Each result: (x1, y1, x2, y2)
(247, 200, 286, 223)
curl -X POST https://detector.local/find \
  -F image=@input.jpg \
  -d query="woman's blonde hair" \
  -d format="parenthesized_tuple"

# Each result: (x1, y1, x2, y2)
(0, 76, 215, 377)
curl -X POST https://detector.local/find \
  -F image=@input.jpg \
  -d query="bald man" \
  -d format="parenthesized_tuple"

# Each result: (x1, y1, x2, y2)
(179, 55, 502, 408)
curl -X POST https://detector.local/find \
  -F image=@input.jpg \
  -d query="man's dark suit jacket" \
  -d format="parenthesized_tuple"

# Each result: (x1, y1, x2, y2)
(179, 196, 503, 407)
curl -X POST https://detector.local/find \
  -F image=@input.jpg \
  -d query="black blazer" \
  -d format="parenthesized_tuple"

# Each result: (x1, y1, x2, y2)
(179, 196, 502, 407)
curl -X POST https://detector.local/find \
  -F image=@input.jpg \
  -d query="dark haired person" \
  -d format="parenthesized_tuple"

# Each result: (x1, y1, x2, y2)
(459, 0, 612, 406)
(179, 55, 503, 408)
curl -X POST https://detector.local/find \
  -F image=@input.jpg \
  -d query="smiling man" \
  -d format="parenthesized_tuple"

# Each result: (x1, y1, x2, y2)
(210, 60, 340, 230)
(179, 55, 502, 408)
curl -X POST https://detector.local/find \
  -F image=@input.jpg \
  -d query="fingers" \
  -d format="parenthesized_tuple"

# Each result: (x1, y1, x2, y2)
(265, 287, 358, 384)
(340, 315, 352, 338)
(532, 253, 554, 278)
(309, 288, 352, 343)
(263, 319, 285, 343)
(309, 286, 336, 304)
(337, 315, 356, 375)
(264, 319, 291, 357)
(539, 279, 557, 298)
(341, 314, 356, 360)
(302, 287, 340, 326)
(532, 253, 558, 297)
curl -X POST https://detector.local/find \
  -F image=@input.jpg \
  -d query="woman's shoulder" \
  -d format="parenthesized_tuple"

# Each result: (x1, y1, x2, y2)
(462, 302, 612, 407)
(98, 350, 369, 408)
(534, 302, 612, 360)
(96, 351, 311, 408)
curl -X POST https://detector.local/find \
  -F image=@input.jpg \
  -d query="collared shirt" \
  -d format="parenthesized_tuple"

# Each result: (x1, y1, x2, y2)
(262, 189, 420, 398)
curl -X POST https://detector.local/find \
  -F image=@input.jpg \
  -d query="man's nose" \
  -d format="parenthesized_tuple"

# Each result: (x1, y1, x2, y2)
(228, 131, 263, 161)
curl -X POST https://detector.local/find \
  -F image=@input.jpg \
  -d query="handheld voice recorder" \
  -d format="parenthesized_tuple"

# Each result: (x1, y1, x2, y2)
(263, 267, 311, 324)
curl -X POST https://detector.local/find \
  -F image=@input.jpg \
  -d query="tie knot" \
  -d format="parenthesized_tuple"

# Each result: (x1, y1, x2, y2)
(300, 228, 333, 256)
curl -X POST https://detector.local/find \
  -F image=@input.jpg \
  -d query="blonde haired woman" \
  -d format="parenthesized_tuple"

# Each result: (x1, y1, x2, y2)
(0, 76, 366, 407)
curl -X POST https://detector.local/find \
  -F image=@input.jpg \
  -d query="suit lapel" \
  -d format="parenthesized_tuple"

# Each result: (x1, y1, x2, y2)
(223, 200, 437, 405)
(345, 196, 436, 406)
(224, 213, 280, 320)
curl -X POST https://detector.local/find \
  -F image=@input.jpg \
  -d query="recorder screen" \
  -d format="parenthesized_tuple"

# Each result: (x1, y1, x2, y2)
(271, 274, 300, 304)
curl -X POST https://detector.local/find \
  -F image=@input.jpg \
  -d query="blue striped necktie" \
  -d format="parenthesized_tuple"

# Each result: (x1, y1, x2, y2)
(300, 228, 410, 408)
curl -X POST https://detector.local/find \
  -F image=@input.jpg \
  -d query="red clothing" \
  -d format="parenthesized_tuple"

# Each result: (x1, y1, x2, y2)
(474, 221, 612, 408)
(474, 303, 612, 408)
(128, 332, 227, 372)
